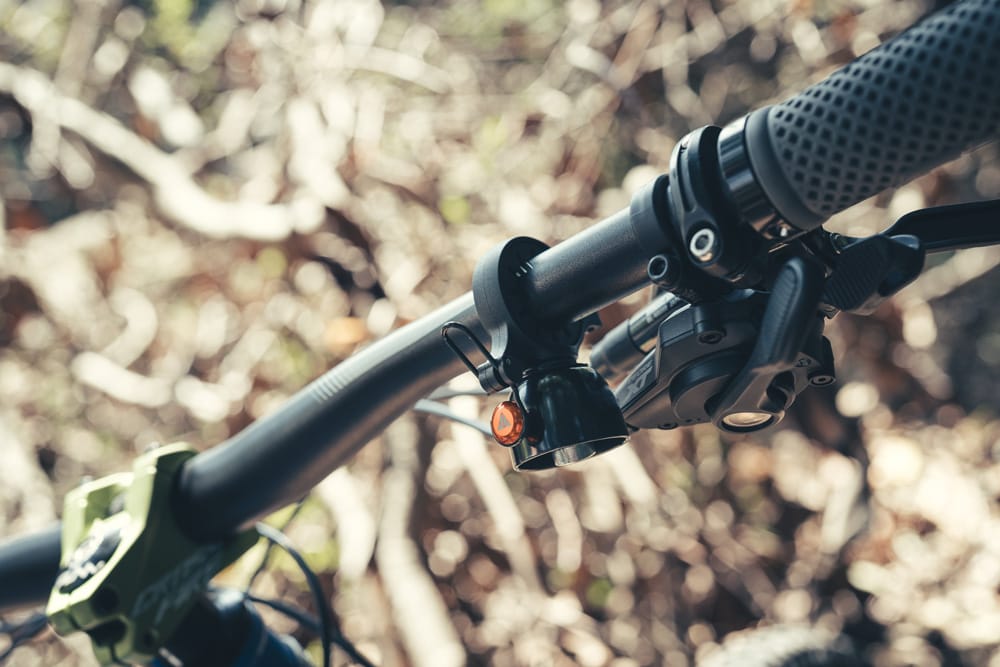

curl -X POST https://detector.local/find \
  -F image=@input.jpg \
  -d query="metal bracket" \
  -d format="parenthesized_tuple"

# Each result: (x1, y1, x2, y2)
(668, 125, 765, 286)
(469, 236, 599, 391)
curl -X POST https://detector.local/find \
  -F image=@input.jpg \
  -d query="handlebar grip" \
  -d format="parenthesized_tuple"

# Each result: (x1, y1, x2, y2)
(744, 0, 1000, 230)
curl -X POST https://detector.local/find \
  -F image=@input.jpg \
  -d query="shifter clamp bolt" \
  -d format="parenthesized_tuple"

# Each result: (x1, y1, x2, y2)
(689, 228, 718, 263)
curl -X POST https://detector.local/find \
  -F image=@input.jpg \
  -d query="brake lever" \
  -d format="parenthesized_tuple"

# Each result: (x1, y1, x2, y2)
(820, 198, 1000, 315)
(882, 199, 1000, 254)
(614, 262, 835, 433)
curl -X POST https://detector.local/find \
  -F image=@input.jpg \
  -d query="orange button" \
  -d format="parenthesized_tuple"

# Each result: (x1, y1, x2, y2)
(491, 401, 525, 446)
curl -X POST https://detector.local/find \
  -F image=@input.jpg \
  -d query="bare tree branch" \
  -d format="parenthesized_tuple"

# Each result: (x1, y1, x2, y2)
(0, 63, 325, 241)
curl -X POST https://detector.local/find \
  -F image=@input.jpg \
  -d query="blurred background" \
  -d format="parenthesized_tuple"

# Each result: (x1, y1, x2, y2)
(1, 0, 999, 664)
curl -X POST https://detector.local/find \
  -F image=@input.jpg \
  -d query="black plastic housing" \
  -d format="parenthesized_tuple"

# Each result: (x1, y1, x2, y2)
(509, 366, 628, 470)
(0, 525, 62, 611)
(616, 289, 833, 431)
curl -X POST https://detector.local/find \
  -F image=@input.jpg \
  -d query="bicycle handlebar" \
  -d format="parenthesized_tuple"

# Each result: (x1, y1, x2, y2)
(744, 0, 1000, 231)
(0, 524, 61, 611)
(173, 207, 658, 543)
(0, 203, 659, 612)
(1, 0, 998, 621)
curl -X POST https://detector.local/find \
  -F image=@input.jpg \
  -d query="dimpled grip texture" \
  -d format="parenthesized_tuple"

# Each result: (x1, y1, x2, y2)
(751, 0, 1000, 227)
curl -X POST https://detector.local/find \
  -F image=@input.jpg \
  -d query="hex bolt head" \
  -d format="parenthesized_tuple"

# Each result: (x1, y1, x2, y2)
(647, 254, 670, 281)
(698, 331, 724, 345)
(809, 374, 835, 386)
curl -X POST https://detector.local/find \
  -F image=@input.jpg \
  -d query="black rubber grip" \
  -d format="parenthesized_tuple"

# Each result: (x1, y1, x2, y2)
(745, 0, 1000, 229)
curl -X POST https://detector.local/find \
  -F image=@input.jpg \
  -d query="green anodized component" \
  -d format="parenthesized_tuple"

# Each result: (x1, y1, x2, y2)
(46, 444, 258, 665)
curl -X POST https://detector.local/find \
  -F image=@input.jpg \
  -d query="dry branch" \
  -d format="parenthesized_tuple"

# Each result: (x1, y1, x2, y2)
(0, 64, 323, 241)
(376, 418, 465, 667)
(0, 414, 56, 531)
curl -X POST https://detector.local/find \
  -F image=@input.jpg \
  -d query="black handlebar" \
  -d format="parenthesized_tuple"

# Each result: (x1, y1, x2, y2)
(744, 0, 1000, 231)
(172, 294, 479, 541)
(0, 524, 62, 611)
(2, 0, 998, 617)
(173, 205, 658, 543)
(0, 196, 662, 611)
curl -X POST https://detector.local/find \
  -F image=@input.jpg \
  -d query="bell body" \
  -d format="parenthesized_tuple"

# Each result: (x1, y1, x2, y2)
(509, 365, 629, 470)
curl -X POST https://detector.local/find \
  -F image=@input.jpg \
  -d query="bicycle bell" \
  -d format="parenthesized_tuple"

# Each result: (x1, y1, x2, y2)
(491, 364, 628, 470)
(445, 236, 630, 471)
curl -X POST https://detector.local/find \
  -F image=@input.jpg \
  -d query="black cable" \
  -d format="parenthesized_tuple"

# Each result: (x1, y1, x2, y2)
(255, 523, 332, 667)
(0, 611, 48, 662)
(245, 594, 321, 635)
(239, 394, 487, 667)
(254, 523, 375, 667)
(245, 498, 307, 593)
(236, 395, 487, 667)
(0, 618, 23, 635)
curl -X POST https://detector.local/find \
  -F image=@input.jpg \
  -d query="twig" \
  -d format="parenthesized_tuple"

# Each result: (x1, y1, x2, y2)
(343, 46, 451, 94)
(100, 287, 158, 367)
(70, 351, 172, 408)
(375, 418, 465, 667)
(0, 63, 323, 240)
(900, 246, 1000, 306)
(564, 0, 660, 187)
(314, 468, 377, 582)
(545, 488, 583, 573)
(12, 211, 115, 346)
(0, 414, 56, 531)
(27, 0, 113, 181)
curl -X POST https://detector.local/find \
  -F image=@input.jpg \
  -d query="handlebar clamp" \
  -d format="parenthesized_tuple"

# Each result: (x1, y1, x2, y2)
(46, 445, 257, 666)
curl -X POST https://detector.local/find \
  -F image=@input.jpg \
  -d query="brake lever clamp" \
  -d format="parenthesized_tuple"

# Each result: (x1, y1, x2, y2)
(669, 124, 773, 287)
(616, 257, 835, 433)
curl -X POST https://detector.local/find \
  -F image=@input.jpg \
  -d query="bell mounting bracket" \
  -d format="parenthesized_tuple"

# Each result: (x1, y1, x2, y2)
(444, 236, 600, 393)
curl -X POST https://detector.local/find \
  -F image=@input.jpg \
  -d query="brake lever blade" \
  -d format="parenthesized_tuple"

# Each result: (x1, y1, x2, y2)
(883, 199, 1000, 254)
(708, 256, 825, 431)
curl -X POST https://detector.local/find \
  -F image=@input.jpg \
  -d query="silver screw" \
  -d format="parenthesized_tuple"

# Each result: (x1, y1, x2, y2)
(689, 228, 717, 263)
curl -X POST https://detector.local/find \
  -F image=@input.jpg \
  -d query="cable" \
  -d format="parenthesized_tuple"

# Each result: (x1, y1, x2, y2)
(254, 523, 375, 667)
(255, 523, 332, 667)
(239, 394, 487, 667)
(245, 498, 308, 593)
(0, 611, 48, 662)
(245, 594, 321, 635)
(413, 399, 492, 436)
